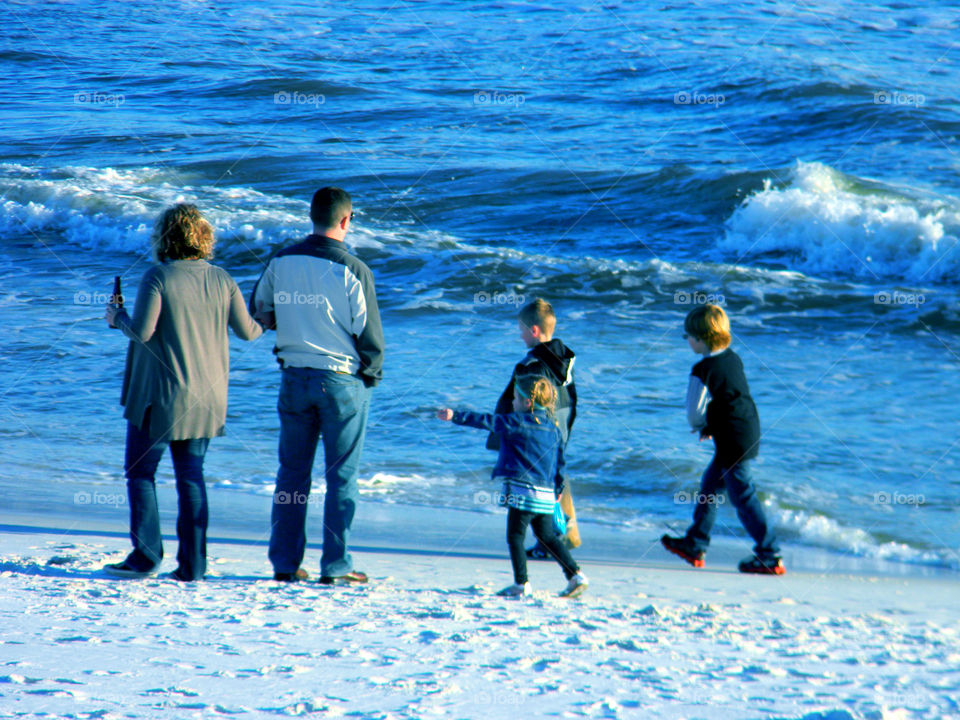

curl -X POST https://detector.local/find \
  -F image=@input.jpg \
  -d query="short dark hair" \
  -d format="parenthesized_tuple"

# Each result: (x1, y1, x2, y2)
(310, 187, 352, 229)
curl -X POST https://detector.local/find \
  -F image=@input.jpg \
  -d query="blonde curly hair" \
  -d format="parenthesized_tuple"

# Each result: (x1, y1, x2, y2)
(153, 204, 214, 262)
(515, 375, 557, 424)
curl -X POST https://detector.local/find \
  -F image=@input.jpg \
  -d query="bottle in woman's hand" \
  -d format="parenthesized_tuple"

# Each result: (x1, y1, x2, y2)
(108, 275, 123, 329)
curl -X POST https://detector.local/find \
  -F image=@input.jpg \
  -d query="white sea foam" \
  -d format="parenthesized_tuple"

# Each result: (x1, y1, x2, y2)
(3, 163, 866, 301)
(721, 160, 960, 283)
(0, 163, 387, 255)
(769, 503, 954, 569)
(359, 472, 455, 495)
(0, 163, 699, 285)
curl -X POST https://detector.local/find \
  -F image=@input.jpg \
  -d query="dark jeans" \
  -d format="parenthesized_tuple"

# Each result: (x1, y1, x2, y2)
(269, 367, 371, 577)
(123, 410, 210, 579)
(686, 456, 780, 560)
(507, 508, 579, 584)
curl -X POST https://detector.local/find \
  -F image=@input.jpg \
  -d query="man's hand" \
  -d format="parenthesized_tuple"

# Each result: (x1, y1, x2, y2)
(105, 303, 119, 327)
(255, 309, 276, 330)
(436, 408, 454, 421)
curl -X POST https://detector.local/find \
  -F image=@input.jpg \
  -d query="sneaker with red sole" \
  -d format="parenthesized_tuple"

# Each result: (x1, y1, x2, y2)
(661, 534, 705, 568)
(738, 556, 786, 575)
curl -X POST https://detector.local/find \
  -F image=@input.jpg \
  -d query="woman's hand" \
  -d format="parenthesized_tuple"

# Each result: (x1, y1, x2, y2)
(436, 408, 453, 421)
(105, 303, 120, 327)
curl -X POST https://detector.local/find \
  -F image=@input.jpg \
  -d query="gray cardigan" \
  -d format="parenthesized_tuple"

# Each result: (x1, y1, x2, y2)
(116, 260, 263, 441)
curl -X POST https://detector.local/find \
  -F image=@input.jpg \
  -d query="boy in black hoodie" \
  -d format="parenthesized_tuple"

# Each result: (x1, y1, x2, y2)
(487, 298, 579, 557)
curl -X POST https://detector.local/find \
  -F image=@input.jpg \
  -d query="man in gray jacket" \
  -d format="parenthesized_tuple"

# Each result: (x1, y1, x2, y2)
(251, 187, 384, 584)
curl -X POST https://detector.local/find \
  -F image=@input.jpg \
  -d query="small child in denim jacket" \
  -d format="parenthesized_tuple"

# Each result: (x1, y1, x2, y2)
(438, 375, 588, 597)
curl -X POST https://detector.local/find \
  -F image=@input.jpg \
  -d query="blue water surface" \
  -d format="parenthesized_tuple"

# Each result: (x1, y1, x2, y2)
(1, 0, 958, 569)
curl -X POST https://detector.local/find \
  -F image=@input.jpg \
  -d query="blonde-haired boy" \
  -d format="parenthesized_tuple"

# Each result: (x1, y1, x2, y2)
(662, 304, 785, 575)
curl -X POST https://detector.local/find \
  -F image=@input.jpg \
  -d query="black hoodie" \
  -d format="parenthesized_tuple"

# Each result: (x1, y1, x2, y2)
(486, 338, 578, 451)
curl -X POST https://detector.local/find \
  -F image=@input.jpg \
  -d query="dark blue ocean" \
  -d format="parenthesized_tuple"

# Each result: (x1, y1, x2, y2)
(2, 0, 958, 570)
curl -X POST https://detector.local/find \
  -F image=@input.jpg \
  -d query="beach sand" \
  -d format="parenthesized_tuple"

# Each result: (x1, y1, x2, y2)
(2, 510, 958, 720)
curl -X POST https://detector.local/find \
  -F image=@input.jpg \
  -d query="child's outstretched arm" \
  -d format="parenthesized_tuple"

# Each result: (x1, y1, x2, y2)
(444, 409, 502, 432)
(438, 409, 518, 437)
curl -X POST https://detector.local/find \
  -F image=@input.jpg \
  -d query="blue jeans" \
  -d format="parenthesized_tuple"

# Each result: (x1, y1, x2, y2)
(269, 367, 371, 577)
(686, 457, 780, 560)
(123, 410, 210, 579)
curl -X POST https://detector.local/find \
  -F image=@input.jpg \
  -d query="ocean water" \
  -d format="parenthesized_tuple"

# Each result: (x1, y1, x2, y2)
(2, 0, 958, 570)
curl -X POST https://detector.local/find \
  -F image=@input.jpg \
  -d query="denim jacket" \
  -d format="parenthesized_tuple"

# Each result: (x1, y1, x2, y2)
(453, 409, 565, 514)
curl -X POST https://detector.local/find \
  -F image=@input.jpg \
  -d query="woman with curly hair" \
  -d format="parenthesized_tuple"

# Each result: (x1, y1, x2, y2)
(104, 204, 263, 581)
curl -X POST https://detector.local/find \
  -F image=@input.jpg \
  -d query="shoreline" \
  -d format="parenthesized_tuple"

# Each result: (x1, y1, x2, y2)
(3, 482, 957, 582)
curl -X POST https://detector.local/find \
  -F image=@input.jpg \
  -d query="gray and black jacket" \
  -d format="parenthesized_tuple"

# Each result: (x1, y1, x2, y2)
(687, 347, 759, 465)
(250, 234, 384, 387)
(487, 338, 577, 450)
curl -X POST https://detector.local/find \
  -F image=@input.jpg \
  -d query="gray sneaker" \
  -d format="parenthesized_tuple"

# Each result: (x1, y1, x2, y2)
(559, 573, 588, 598)
(496, 582, 531, 597)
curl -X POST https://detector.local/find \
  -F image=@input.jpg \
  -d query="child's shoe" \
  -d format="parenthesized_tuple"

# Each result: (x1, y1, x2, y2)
(559, 573, 588, 598)
(738, 556, 786, 575)
(661, 534, 705, 568)
(496, 582, 531, 597)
